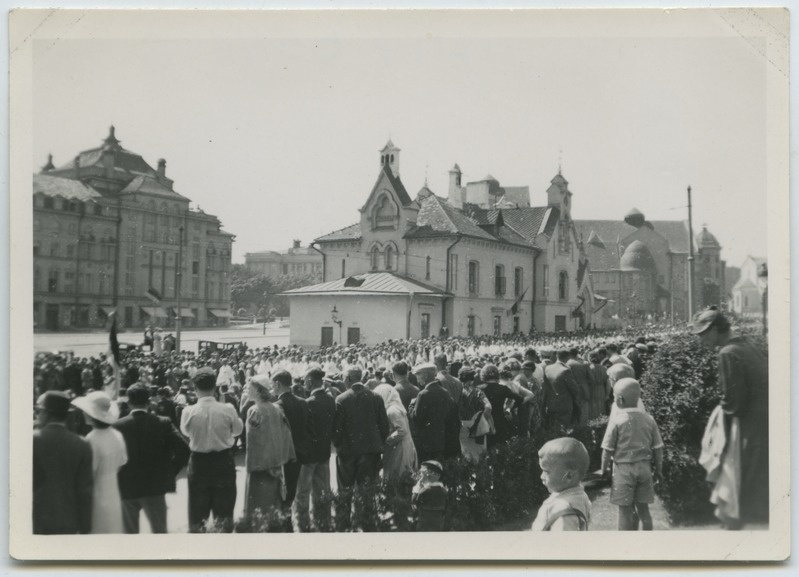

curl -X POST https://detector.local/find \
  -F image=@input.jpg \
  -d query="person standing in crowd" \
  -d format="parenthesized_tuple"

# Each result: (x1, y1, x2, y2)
(152, 328, 163, 357)
(294, 367, 336, 532)
(273, 369, 315, 511)
(243, 375, 296, 520)
(566, 348, 592, 426)
(332, 367, 390, 489)
(478, 364, 522, 448)
(114, 384, 190, 534)
(391, 360, 419, 411)
(409, 364, 461, 462)
(543, 349, 583, 432)
(586, 350, 610, 421)
(71, 391, 128, 534)
(143, 325, 154, 351)
(33, 391, 93, 534)
(457, 367, 492, 463)
(374, 383, 418, 491)
(180, 367, 243, 533)
(434, 353, 463, 404)
(692, 308, 769, 528)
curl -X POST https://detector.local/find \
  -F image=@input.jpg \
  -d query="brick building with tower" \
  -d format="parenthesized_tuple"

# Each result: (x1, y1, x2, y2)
(33, 126, 234, 331)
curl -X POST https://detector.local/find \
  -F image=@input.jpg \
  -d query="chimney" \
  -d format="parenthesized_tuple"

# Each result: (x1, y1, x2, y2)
(40, 154, 55, 174)
(157, 158, 166, 180)
(73, 156, 81, 179)
(293, 239, 301, 249)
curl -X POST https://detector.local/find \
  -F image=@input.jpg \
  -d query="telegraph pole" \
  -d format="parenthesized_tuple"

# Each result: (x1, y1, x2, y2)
(687, 185, 695, 319)
(176, 225, 184, 352)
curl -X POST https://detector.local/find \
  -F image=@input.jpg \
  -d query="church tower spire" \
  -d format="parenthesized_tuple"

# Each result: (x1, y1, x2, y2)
(379, 139, 401, 178)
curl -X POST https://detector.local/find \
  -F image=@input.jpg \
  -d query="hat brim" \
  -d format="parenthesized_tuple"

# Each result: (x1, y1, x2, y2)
(71, 396, 120, 425)
(689, 322, 713, 335)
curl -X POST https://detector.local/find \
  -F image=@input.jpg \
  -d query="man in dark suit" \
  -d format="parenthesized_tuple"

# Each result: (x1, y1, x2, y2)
(409, 367, 461, 462)
(273, 370, 315, 509)
(114, 384, 190, 533)
(33, 391, 93, 534)
(566, 348, 591, 425)
(332, 367, 389, 489)
(543, 349, 583, 431)
(294, 367, 336, 532)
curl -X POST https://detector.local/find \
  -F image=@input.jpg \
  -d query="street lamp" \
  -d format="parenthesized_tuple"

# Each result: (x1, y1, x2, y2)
(331, 305, 343, 345)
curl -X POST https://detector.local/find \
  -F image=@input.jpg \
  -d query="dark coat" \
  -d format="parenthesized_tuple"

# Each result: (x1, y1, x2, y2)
(543, 362, 581, 420)
(33, 423, 93, 534)
(566, 359, 590, 403)
(277, 391, 316, 464)
(409, 381, 461, 458)
(306, 388, 336, 463)
(394, 380, 420, 411)
(479, 382, 522, 445)
(114, 410, 190, 499)
(332, 383, 390, 458)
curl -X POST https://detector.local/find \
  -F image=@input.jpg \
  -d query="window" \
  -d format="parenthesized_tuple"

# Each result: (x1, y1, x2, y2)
(370, 245, 381, 270)
(543, 265, 550, 297)
(494, 265, 506, 296)
(385, 244, 396, 270)
(66, 244, 75, 258)
(467, 315, 476, 337)
(50, 242, 59, 257)
(558, 222, 571, 254)
(514, 267, 523, 297)
(372, 193, 398, 230)
(513, 316, 520, 334)
(421, 313, 430, 338)
(34, 268, 40, 291)
(558, 271, 569, 301)
(468, 261, 479, 294)
(64, 271, 75, 294)
(192, 261, 199, 275)
(43, 197, 54, 209)
(744, 296, 749, 308)
(341, 259, 346, 278)
(493, 315, 501, 337)
(425, 256, 431, 280)
(449, 254, 458, 291)
(47, 270, 59, 293)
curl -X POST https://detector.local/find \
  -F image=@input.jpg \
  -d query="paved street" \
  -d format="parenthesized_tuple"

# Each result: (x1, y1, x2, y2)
(34, 322, 291, 356)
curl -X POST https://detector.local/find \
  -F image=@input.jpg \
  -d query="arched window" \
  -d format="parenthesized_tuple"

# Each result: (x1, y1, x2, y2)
(385, 244, 396, 271)
(372, 193, 398, 230)
(494, 264, 505, 296)
(558, 271, 569, 301)
(468, 261, 480, 294)
(426, 256, 431, 280)
(370, 244, 381, 270)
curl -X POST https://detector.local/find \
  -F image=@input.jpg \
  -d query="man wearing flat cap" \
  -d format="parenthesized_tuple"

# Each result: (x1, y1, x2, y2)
(33, 391, 94, 534)
(180, 367, 243, 532)
(692, 307, 769, 528)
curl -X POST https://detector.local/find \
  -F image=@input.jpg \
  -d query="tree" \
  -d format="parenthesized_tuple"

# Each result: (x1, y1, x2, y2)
(230, 264, 321, 316)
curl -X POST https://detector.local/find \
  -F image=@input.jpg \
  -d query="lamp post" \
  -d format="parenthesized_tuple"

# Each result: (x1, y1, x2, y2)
(262, 291, 268, 335)
(331, 305, 343, 345)
(758, 262, 768, 335)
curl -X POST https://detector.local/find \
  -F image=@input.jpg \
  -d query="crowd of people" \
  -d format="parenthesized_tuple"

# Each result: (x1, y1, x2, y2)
(32, 313, 768, 534)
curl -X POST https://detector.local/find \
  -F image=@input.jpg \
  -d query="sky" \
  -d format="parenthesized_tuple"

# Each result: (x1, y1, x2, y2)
(30, 9, 780, 268)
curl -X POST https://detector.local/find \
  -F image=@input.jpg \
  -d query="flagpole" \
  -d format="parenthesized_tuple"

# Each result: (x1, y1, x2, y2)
(176, 225, 184, 353)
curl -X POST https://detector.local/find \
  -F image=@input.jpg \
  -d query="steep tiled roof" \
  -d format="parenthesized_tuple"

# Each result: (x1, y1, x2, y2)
(381, 163, 413, 206)
(55, 145, 158, 177)
(316, 222, 362, 243)
(33, 173, 102, 201)
(283, 272, 449, 296)
(120, 175, 189, 201)
(501, 206, 556, 241)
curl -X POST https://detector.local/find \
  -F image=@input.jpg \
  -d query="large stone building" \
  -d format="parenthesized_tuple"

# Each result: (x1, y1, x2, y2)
(244, 240, 323, 277)
(285, 141, 598, 347)
(33, 127, 234, 331)
(576, 210, 725, 324)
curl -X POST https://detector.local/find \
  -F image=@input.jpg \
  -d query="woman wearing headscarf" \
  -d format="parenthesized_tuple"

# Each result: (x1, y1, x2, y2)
(244, 375, 296, 519)
(71, 391, 127, 533)
(373, 383, 418, 489)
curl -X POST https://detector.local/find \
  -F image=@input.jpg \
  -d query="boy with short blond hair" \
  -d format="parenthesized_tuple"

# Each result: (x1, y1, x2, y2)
(531, 437, 591, 531)
(601, 377, 664, 531)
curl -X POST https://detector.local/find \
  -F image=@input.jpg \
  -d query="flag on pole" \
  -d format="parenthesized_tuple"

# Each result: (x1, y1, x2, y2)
(145, 287, 162, 304)
(507, 287, 528, 317)
(105, 310, 122, 400)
